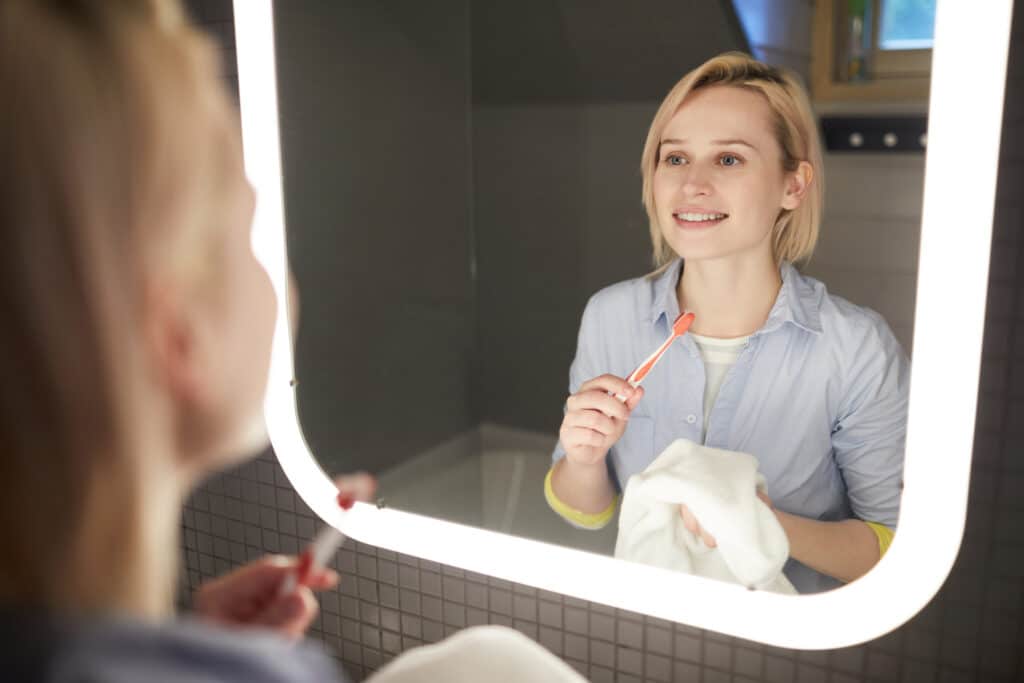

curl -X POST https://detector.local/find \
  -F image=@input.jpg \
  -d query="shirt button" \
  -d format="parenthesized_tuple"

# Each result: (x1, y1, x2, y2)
(686, 414, 697, 424)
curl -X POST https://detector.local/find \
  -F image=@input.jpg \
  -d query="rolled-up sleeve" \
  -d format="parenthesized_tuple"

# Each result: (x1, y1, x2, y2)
(831, 312, 910, 530)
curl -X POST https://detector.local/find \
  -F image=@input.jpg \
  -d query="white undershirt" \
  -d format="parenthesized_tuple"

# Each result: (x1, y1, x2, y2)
(689, 332, 750, 442)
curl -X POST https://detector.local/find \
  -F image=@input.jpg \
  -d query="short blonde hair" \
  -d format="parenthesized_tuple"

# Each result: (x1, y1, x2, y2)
(640, 52, 824, 270)
(0, 0, 233, 615)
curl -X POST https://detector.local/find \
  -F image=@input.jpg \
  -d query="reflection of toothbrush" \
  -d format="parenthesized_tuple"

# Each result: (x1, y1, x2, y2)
(279, 493, 355, 595)
(614, 312, 696, 402)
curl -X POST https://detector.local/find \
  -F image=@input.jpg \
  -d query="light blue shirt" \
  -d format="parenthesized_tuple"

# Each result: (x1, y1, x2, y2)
(552, 260, 909, 593)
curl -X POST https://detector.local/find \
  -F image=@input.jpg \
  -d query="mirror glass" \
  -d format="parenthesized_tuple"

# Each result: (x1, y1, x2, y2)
(276, 0, 928, 595)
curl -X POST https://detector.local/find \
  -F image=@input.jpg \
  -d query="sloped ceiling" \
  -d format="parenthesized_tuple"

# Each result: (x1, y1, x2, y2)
(471, 0, 749, 104)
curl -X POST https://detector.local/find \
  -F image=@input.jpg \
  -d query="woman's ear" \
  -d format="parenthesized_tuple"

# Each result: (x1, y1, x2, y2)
(143, 280, 206, 408)
(781, 160, 814, 211)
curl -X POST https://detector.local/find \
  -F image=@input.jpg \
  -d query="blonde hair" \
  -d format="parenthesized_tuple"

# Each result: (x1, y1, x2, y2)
(640, 52, 824, 270)
(0, 0, 235, 616)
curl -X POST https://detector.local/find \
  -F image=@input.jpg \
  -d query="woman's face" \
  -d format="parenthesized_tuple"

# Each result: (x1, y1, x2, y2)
(193, 105, 277, 466)
(652, 85, 799, 264)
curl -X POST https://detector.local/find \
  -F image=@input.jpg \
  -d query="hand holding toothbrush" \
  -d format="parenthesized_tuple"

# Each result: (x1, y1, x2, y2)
(559, 312, 695, 467)
(194, 471, 376, 639)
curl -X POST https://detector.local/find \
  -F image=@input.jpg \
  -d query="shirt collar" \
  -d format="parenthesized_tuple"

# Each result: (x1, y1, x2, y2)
(646, 259, 822, 335)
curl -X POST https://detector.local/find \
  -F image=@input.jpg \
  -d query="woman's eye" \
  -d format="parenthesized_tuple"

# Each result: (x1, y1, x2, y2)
(720, 154, 741, 167)
(664, 154, 685, 166)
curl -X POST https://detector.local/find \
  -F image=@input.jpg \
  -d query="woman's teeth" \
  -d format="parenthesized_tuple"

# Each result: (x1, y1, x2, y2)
(676, 212, 727, 222)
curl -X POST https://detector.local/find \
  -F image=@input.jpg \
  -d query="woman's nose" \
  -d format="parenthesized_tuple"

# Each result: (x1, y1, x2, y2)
(681, 165, 713, 197)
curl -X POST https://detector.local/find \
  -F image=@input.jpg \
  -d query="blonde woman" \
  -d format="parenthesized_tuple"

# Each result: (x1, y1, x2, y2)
(0, 2, 584, 681)
(547, 53, 908, 594)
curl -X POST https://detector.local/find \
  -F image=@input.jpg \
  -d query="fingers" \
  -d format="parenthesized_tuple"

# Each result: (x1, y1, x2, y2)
(304, 568, 340, 591)
(195, 555, 292, 619)
(566, 389, 632, 422)
(625, 385, 645, 410)
(252, 587, 319, 640)
(333, 471, 377, 503)
(562, 408, 617, 436)
(559, 425, 605, 450)
(679, 504, 717, 548)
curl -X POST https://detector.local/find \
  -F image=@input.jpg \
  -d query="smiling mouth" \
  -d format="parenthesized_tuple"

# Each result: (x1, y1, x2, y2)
(673, 211, 728, 227)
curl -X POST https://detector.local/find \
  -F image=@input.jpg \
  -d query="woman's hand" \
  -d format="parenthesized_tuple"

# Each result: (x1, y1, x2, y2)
(559, 374, 644, 466)
(194, 472, 378, 639)
(679, 490, 774, 549)
(194, 556, 337, 639)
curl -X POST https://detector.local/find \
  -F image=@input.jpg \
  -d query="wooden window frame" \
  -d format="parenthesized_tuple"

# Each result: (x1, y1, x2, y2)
(812, 0, 932, 103)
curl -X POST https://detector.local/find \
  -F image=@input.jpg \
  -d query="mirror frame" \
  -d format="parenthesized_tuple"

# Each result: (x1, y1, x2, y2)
(233, 0, 1014, 649)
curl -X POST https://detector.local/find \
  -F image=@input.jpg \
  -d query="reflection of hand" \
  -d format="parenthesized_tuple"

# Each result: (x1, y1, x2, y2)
(333, 471, 377, 504)
(194, 556, 337, 639)
(680, 491, 774, 549)
(559, 374, 644, 466)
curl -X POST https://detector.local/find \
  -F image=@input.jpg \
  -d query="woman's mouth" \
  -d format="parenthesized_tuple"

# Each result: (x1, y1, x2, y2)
(673, 211, 728, 229)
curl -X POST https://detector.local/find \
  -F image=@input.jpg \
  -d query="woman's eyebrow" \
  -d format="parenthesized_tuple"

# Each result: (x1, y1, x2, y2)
(660, 137, 758, 150)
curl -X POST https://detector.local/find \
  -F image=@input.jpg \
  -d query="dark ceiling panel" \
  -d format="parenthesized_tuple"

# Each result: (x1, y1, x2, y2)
(472, 0, 749, 104)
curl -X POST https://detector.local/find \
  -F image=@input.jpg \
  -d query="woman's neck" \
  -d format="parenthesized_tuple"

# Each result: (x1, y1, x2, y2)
(677, 252, 782, 338)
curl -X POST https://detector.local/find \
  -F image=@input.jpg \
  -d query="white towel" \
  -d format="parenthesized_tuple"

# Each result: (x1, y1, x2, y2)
(366, 625, 586, 683)
(614, 439, 796, 594)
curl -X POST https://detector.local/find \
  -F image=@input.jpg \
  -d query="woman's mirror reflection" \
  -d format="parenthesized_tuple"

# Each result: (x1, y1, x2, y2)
(548, 54, 906, 594)
(280, 2, 924, 595)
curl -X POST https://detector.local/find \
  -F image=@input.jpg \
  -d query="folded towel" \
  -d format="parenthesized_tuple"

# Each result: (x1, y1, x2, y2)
(614, 439, 796, 594)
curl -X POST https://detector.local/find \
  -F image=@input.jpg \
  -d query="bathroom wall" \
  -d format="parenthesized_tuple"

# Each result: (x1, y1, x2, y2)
(471, 101, 658, 432)
(183, 1, 1024, 681)
(272, 0, 476, 474)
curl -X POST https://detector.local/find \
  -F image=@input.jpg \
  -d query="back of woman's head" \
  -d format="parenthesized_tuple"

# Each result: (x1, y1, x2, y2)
(0, 0, 237, 614)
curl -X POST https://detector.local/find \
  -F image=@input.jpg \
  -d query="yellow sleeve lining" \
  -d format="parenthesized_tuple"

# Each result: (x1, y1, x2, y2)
(865, 521, 895, 558)
(544, 466, 618, 530)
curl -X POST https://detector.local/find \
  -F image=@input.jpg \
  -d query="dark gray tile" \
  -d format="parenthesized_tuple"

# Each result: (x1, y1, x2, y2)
(866, 649, 900, 681)
(421, 571, 442, 597)
(675, 632, 702, 663)
(589, 612, 615, 642)
(616, 646, 643, 676)
(616, 618, 643, 649)
(590, 638, 615, 668)
(465, 582, 487, 609)
(489, 588, 512, 616)
(538, 625, 562, 655)
(673, 660, 701, 682)
(512, 595, 536, 622)
(564, 632, 588, 660)
(513, 620, 537, 640)
(400, 614, 421, 638)
(421, 595, 442, 623)
(704, 639, 731, 670)
(421, 619, 444, 643)
(538, 601, 562, 628)
(796, 663, 828, 683)
(442, 601, 465, 627)
(645, 652, 672, 682)
(735, 647, 763, 678)
(442, 576, 465, 603)
(764, 654, 797, 683)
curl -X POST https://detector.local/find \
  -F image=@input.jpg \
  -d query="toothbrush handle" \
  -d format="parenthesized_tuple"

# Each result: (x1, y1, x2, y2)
(613, 333, 678, 402)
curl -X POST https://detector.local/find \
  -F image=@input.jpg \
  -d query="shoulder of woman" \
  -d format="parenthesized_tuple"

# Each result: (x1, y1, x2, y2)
(48, 616, 346, 683)
(584, 272, 664, 320)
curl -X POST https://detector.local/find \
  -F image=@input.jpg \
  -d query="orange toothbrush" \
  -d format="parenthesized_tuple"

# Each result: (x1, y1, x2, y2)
(614, 312, 696, 402)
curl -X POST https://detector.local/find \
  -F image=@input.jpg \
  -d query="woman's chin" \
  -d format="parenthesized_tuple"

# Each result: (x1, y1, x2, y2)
(218, 417, 272, 467)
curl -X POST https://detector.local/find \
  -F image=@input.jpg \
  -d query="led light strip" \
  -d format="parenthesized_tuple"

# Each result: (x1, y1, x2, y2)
(233, 0, 1014, 649)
